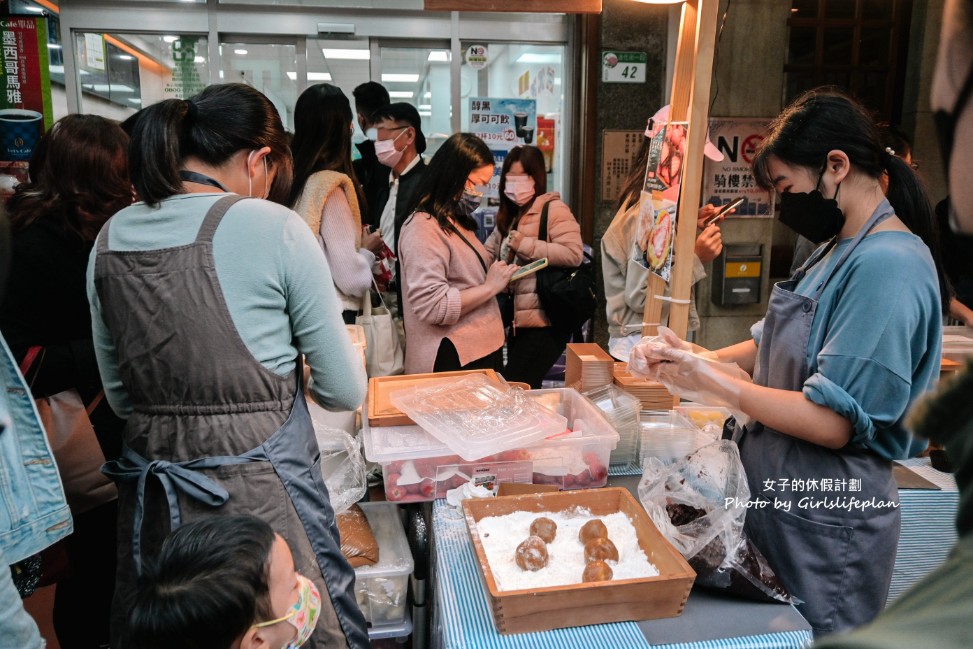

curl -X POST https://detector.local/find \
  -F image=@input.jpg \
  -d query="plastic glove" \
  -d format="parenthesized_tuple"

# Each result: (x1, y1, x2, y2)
(629, 327, 750, 420)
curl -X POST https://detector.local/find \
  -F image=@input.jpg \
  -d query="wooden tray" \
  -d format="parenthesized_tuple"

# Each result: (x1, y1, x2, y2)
(463, 488, 695, 634)
(367, 369, 502, 427)
(612, 363, 679, 410)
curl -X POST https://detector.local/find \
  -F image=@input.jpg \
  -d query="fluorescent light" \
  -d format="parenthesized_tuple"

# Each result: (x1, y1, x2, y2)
(418, 111, 431, 117)
(424, 91, 431, 99)
(418, 104, 431, 110)
(47, 43, 61, 50)
(219, 70, 224, 79)
(427, 51, 450, 62)
(116, 54, 134, 61)
(516, 52, 561, 64)
(388, 91, 414, 98)
(382, 73, 419, 83)
(163, 36, 179, 44)
(83, 84, 136, 93)
(195, 56, 205, 63)
(234, 49, 248, 55)
(24, 6, 43, 12)
(286, 71, 333, 81)
(322, 48, 369, 60)
(127, 98, 142, 104)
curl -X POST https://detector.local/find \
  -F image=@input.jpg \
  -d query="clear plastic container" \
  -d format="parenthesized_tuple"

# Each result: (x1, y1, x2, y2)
(942, 325, 973, 362)
(582, 384, 641, 467)
(355, 502, 414, 626)
(674, 403, 732, 449)
(368, 612, 411, 646)
(362, 389, 619, 503)
(639, 410, 696, 465)
(388, 374, 567, 460)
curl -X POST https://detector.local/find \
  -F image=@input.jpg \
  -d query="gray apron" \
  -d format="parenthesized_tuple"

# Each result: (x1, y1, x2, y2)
(94, 195, 368, 649)
(736, 201, 900, 636)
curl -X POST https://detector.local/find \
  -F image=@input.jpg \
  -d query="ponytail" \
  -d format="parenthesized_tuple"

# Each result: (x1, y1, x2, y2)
(885, 155, 953, 315)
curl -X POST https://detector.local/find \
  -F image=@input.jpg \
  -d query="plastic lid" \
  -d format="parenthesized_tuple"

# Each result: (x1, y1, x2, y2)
(388, 375, 568, 461)
(367, 612, 413, 640)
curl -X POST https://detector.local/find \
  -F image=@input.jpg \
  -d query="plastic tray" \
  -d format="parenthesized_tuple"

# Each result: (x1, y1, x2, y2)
(355, 502, 414, 627)
(388, 374, 567, 461)
(363, 389, 619, 503)
(582, 384, 641, 467)
(640, 410, 696, 465)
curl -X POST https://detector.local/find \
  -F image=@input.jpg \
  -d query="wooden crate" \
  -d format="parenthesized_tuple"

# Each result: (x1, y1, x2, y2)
(463, 488, 695, 634)
(367, 369, 501, 427)
(565, 343, 615, 392)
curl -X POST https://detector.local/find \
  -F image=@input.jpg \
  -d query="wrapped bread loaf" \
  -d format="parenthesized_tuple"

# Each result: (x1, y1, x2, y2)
(336, 503, 379, 568)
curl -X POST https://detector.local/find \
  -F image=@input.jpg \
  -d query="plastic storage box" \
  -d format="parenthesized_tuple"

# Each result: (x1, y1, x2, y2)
(362, 388, 619, 503)
(388, 374, 568, 460)
(640, 410, 696, 465)
(355, 502, 414, 627)
(368, 612, 412, 648)
(673, 404, 733, 449)
(582, 384, 641, 467)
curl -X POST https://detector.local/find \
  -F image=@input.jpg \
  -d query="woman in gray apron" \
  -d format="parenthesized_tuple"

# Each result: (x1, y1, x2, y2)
(636, 90, 946, 636)
(86, 84, 369, 648)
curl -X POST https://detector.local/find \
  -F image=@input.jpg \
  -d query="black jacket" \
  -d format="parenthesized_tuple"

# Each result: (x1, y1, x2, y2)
(364, 157, 427, 253)
(353, 139, 379, 193)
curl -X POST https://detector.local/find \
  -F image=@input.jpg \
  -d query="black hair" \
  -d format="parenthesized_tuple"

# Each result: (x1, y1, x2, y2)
(128, 83, 292, 207)
(352, 81, 390, 125)
(126, 516, 276, 649)
(370, 102, 427, 154)
(616, 136, 652, 212)
(410, 132, 493, 233)
(496, 145, 547, 236)
(288, 83, 366, 211)
(753, 88, 951, 314)
(8, 114, 130, 241)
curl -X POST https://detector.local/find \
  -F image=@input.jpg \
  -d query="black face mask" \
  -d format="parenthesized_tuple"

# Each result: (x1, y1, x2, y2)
(778, 179, 845, 245)
(934, 64, 973, 234)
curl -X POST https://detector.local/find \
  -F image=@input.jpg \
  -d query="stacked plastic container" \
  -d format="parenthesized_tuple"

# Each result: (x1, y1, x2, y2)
(355, 502, 414, 638)
(362, 385, 620, 503)
(639, 410, 697, 466)
(582, 384, 641, 468)
(674, 404, 733, 449)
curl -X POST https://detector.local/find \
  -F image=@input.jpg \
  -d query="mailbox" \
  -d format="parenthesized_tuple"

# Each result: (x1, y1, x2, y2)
(712, 243, 762, 305)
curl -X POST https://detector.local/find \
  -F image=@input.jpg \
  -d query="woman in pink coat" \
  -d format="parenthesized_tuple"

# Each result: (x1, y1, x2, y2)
(485, 145, 583, 387)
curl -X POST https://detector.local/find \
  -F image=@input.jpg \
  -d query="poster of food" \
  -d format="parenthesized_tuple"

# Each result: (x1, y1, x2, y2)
(702, 117, 774, 217)
(0, 16, 52, 199)
(633, 190, 675, 282)
(643, 121, 687, 204)
(469, 97, 536, 200)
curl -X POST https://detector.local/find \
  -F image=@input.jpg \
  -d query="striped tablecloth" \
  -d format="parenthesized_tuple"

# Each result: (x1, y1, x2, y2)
(889, 458, 959, 602)
(432, 499, 814, 649)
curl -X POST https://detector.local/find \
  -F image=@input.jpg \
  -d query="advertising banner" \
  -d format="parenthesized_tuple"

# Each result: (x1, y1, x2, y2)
(469, 97, 537, 202)
(703, 117, 774, 217)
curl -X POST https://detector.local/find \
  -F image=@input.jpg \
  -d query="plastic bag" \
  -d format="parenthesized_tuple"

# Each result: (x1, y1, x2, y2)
(314, 422, 367, 515)
(638, 440, 793, 604)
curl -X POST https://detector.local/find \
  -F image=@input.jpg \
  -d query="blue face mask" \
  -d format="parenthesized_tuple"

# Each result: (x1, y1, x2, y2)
(457, 190, 482, 217)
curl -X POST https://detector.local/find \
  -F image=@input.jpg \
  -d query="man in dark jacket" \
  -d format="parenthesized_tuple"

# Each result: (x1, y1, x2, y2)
(352, 81, 390, 190)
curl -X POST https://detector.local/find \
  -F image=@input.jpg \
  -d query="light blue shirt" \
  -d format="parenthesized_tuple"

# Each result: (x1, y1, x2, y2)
(86, 193, 366, 417)
(753, 231, 942, 460)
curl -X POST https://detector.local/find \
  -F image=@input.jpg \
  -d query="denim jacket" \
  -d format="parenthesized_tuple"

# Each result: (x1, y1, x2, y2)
(0, 333, 72, 564)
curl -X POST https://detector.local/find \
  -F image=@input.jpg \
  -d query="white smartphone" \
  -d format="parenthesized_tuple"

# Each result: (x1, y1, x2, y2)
(510, 257, 549, 281)
(704, 197, 745, 226)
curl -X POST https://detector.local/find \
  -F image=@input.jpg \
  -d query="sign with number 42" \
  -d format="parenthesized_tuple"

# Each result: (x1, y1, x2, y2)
(601, 50, 647, 83)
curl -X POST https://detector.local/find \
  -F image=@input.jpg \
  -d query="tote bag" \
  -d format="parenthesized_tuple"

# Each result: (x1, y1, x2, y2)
(356, 289, 405, 377)
(20, 347, 118, 515)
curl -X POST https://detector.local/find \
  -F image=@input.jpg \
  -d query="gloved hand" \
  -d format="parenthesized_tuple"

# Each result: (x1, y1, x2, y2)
(628, 326, 750, 416)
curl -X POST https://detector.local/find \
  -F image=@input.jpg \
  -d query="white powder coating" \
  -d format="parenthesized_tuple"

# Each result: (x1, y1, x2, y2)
(475, 507, 660, 591)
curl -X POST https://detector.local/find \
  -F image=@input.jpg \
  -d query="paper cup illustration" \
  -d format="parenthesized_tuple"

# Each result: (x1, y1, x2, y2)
(0, 109, 43, 162)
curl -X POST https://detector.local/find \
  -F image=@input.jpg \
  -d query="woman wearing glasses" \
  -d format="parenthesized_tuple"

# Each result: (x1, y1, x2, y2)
(397, 133, 518, 373)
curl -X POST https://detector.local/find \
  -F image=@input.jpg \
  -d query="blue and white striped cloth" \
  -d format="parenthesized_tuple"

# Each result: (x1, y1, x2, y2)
(433, 499, 814, 649)
(888, 457, 959, 602)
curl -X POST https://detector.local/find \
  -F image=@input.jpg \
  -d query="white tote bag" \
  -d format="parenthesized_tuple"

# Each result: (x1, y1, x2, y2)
(355, 289, 404, 377)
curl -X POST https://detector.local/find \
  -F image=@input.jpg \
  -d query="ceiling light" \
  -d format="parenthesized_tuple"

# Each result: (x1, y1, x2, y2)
(116, 54, 134, 61)
(418, 111, 431, 117)
(163, 36, 179, 44)
(128, 98, 142, 104)
(418, 104, 432, 110)
(322, 48, 369, 60)
(24, 6, 44, 12)
(427, 51, 450, 62)
(83, 84, 135, 93)
(286, 71, 333, 81)
(515, 52, 561, 64)
(424, 91, 431, 99)
(388, 91, 414, 98)
(382, 73, 419, 83)
(234, 49, 248, 55)
(195, 56, 205, 63)
(47, 43, 61, 50)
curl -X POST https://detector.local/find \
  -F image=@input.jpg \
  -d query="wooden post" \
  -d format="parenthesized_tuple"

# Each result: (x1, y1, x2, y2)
(641, 0, 720, 340)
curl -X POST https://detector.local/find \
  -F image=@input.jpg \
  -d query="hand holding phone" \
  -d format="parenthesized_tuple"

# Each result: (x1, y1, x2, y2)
(704, 197, 744, 227)
(511, 257, 549, 281)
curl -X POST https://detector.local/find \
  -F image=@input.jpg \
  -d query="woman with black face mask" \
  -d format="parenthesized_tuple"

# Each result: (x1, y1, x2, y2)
(398, 133, 518, 373)
(632, 89, 945, 638)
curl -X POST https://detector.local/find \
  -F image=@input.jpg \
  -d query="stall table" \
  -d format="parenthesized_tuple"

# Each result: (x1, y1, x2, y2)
(430, 470, 814, 649)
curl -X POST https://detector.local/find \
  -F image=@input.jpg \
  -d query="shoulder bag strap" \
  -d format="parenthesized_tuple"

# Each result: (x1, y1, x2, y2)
(538, 200, 552, 243)
(452, 226, 489, 274)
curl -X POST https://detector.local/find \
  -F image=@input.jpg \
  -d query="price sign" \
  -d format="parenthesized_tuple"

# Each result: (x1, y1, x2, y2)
(601, 51, 647, 84)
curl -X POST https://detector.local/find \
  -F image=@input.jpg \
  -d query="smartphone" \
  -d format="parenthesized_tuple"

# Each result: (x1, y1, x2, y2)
(510, 257, 549, 281)
(704, 197, 745, 226)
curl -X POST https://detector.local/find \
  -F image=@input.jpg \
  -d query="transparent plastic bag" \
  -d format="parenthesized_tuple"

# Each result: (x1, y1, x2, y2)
(314, 422, 367, 515)
(638, 440, 793, 604)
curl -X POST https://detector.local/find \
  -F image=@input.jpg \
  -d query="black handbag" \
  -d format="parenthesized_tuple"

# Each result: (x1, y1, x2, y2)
(534, 201, 597, 337)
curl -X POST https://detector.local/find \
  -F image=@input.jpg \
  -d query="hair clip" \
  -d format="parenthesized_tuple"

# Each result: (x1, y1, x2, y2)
(885, 146, 895, 156)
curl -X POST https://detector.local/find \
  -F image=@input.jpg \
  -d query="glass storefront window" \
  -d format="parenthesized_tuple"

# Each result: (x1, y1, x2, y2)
(380, 44, 450, 158)
(219, 40, 296, 130)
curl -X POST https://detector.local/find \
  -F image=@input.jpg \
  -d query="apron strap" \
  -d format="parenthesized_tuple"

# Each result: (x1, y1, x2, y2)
(195, 194, 248, 244)
(102, 445, 266, 575)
